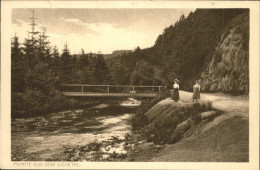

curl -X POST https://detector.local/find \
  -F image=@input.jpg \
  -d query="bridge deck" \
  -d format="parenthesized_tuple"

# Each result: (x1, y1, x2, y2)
(61, 92, 157, 97)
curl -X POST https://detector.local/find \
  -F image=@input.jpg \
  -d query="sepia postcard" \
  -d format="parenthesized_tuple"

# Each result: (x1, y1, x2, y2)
(1, 0, 259, 169)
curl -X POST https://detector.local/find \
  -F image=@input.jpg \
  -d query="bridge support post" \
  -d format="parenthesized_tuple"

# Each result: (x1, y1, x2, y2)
(133, 86, 135, 91)
(159, 86, 161, 92)
(82, 86, 84, 92)
(107, 86, 110, 93)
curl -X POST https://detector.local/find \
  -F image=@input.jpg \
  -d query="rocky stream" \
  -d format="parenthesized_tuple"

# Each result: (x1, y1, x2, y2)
(11, 98, 145, 161)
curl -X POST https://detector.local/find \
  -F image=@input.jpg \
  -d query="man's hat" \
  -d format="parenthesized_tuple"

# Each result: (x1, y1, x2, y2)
(174, 79, 179, 83)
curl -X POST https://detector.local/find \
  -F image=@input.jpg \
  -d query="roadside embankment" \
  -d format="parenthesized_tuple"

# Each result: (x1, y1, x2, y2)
(127, 91, 248, 162)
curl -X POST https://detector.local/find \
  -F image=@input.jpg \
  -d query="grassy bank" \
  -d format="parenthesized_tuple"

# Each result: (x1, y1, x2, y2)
(11, 92, 102, 118)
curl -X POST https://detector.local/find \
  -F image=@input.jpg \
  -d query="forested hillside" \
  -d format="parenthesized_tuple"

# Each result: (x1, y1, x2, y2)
(11, 8, 249, 118)
(103, 50, 132, 59)
(107, 9, 249, 92)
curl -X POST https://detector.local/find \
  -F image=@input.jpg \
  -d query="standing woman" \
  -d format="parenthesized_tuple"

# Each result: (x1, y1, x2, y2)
(172, 79, 180, 102)
(193, 80, 201, 102)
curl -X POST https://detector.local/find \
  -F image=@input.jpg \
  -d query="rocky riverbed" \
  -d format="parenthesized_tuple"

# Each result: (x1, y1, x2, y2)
(47, 130, 166, 162)
(48, 132, 145, 161)
(11, 98, 141, 161)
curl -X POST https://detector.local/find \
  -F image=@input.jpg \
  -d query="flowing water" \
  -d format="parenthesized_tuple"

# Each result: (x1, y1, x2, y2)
(11, 98, 141, 161)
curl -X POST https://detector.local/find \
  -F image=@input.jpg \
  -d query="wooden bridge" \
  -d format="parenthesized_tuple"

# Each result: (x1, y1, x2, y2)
(60, 84, 165, 98)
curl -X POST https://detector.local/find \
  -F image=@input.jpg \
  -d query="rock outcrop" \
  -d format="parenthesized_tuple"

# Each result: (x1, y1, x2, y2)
(200, 12, 249, 94)
(142, 98, 221, 144)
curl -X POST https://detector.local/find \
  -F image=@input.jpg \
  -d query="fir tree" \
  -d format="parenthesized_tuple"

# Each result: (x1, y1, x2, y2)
(38, 27, 51, 63)
(59, 43, 75, 83)
(11, 34, 27, 92)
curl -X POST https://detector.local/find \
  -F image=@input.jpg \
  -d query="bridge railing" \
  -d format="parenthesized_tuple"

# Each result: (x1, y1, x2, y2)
(60, 84, 165, 94)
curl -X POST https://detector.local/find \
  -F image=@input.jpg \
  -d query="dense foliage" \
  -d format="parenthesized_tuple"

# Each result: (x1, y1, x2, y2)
(11, 32, 109, 118)
(107, 9, 248, 91)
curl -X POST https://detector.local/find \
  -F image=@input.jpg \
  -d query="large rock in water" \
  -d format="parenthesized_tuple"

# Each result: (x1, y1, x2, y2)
(200, 12, 249, 94)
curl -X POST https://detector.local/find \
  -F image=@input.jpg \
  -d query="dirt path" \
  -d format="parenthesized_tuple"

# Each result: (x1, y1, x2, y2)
(179, 90, 248, 117)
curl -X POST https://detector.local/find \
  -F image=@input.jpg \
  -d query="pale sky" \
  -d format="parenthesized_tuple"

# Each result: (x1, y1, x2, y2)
(12, 8, 194, 54)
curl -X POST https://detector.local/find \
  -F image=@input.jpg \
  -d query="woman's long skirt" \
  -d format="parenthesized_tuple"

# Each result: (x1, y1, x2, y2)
(172, 88, 179, 101)
(193, 88, 200, 100)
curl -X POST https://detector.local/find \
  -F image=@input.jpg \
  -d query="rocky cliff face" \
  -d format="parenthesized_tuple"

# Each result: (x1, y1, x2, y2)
(200, 12, 249, 94)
